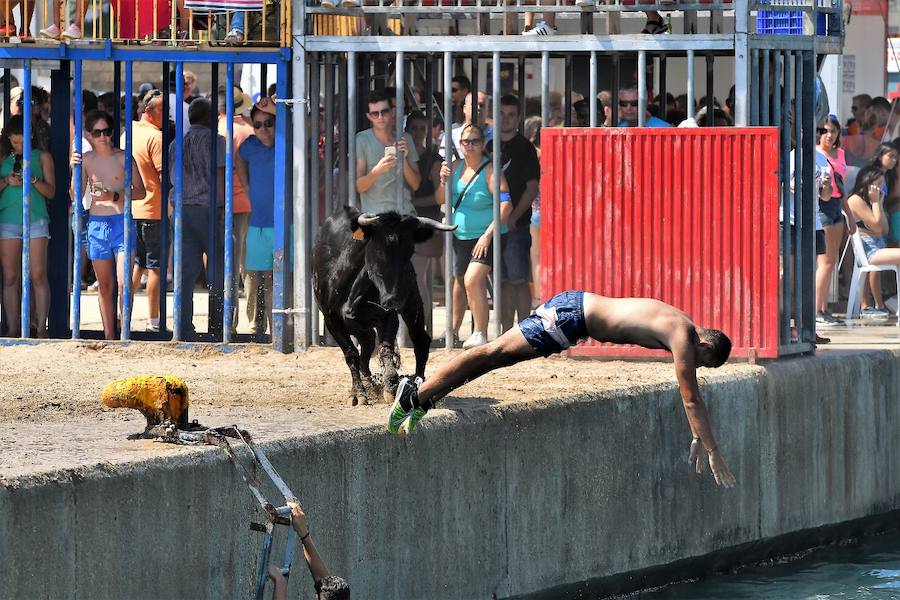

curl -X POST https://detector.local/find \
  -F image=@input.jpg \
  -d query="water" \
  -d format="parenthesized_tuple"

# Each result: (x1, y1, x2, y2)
(637, 530, 900, 600)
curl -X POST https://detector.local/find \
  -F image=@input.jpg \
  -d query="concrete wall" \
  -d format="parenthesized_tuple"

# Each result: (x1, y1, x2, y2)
(2, 349, 899, 599)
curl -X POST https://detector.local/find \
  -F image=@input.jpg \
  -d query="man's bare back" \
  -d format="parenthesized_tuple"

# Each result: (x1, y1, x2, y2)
(584, 294, 694, 352)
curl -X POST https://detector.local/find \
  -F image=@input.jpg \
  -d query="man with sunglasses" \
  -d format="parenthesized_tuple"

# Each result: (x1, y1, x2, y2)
(236, 97, 283, 339)
(616, 86, 672, 128)
(450, 75, 471, 125)
(355, 88, 421, 216)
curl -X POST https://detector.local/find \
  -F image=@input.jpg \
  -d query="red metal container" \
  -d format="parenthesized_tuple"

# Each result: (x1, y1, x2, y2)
(540, 127, 780, 359)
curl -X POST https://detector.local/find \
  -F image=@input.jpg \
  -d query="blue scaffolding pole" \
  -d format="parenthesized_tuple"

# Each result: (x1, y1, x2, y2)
(224, 63, 236, 343)
(122, 61, 135, 340)
(173, 62, 185, 341)
(20, 64, 32, 338)
(71, 62, 84, 339)
(273, 60, 290, 352)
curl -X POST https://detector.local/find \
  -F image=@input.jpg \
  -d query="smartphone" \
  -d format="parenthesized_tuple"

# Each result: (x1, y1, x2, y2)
(12, 154, 22, 177)
(384, 146, 397, 159)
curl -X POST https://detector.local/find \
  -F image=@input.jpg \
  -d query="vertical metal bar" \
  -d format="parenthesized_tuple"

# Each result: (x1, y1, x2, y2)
(612, 53, 620, 125)
(686, 49, 695, 120)
(208, 63, 220, 338)
(471, 56, 479, 127)
(159, 63, 170, 333)
(346, 52, 356, 209)
(800, 51, 816, 344)
(323, 55, 335, 215)
(395, 51, 405, 213)
(121, 61, 134, 340)
(659, 54, 667, 122)
(589, 50, 598, 127)
(425, 58, 435, 151)
(309, 53, 321, 347)
(273, 59, 290, 352)
(338, 55, 349, 208)
(705, 53, 714, 126)
(734, 0, 750, 126)
(793, 51, 803, 343)
(254, 528, 274, 600)
(637, 50, 647, 127)
(443, 51, 454, 350)
(779, 52, 791, 343)
(261, 64, 269, 98)
(20, 65, 32, 338)
(750, 49, 759, 126)
(491, 50, 502, 338)
(564, 53, 572, 127)
(113, 62, 121, 141)
(540, 51, 549, 127)
(3, 69, 10, 118)
(293, 4, 310, 351)
(72, 60, 84, 339)
(173, 62, 185, 341)
(517, 55, 526, 133)
(224, 63, 236, 344)
(762, 50, 770, 126)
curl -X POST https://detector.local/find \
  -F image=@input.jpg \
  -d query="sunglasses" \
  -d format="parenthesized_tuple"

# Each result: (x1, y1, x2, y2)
(619, 100, 639, 107)
(368, 108, 392, 119)
(460, 138, 483, 146)
(451, 87, 460, 93)
(91, 127, 113, 137)
(816, 127, 828, 135)
(253, 118, 275, 129)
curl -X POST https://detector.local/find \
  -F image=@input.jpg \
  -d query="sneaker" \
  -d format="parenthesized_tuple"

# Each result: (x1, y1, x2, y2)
(224, 28, 244, 45)
(321, 0, 336, 6)
(522, 21, 557, 36)
(387, 376, 422, 434)
(39, 23, 61, 39)
(340, 0, 361, 6)
(575, 0, 595, 6)
(823, 310, 845, 325)
(146, 320, 160, 333)
(862, 307, 890, 319)
(60, 24, 82, 40)
(400, 407, 427, 435)
(815, 333, 831, 344)
(816, 311, 843, 327)
(462, 331, 486, 348)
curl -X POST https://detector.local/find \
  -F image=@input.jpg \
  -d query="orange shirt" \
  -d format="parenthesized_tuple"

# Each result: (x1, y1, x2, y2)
(126, 119, 164, 220)
(217, 116, 253, 215)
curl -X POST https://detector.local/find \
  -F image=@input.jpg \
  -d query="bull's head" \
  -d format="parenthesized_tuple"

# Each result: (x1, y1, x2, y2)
(353, 211, 456, 311)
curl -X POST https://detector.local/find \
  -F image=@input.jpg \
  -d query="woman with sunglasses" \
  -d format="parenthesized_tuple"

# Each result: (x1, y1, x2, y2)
(0, 115, 56, 337)
(436, 123, 512, 349)
(814, 115, 850, 326)
(847, 164, 900, 319)
(71, 110, 146, 339)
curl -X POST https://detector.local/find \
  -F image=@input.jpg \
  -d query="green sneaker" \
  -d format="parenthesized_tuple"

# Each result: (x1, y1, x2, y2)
(387, 376, 420, 434)
(399, 407, 426, 434)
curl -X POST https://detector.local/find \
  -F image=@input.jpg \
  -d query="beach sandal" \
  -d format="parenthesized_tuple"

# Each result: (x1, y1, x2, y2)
(641, 19, 668, 34)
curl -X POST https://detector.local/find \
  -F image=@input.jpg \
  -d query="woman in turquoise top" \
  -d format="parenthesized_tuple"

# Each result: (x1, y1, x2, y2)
(435, 123, 511, 348)
(0, 114, 57, 338)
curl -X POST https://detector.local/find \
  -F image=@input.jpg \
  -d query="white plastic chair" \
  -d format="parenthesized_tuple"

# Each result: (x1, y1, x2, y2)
(845, 232, 900, 325)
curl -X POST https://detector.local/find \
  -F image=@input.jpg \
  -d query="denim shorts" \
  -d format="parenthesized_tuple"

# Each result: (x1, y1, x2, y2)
(817, 197, 844, 227)
(501, 226, 532, 284)
(859, 233, 887, 261)
(518, 290, 589, 357)
(0, 219, 50, 240)
(88, 214, 134, 261)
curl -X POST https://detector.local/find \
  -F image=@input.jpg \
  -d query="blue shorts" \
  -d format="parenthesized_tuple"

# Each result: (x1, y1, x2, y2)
(88, 214, 134, 261)
(859, 233, 886, 261)
(0, 218, 49, 240)
(518, 290, 589, 357)
(245, 225, 293, 272)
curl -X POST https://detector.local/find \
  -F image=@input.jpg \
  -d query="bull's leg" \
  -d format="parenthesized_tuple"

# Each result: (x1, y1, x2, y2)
(356, 327, 378, 394)
(400, 287, 432, 381)
(377, 311, 401, 402)
(322, 314, 370, 406)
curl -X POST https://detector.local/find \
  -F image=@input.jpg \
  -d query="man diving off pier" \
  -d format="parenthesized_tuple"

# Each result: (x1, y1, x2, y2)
(387, 290, 737, 487)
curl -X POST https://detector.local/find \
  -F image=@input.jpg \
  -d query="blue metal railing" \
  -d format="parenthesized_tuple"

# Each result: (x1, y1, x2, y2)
(20, 66, 32, 338)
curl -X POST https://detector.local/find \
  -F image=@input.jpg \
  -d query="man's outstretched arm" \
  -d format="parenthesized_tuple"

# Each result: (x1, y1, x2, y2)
(671, 340, 736, 487)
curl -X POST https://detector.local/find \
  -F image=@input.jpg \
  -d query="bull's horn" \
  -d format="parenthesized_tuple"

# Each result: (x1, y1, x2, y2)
(416, 216, 457, 231)
(357, 213, 380, 226)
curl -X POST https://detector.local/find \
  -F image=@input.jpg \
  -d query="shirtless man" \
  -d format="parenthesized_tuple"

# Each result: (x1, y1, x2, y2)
(388, 290, 737, 487)
(72, 109, 146, 339)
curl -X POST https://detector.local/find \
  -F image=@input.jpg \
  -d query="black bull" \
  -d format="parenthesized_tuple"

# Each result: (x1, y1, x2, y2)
(312, 207, 456, 406)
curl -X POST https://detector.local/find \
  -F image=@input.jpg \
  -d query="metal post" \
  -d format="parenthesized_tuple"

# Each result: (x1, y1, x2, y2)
(564, 54, 572, 127)
(173, 62, 185, 341)
(72, 61, 84, 339)
(687, 50, 695, 120)
(426, 58, 435, 149)
(338, 55, 349, 208)
(659, 55, 667, 122)
(793, 52, 803, 343)
(2, 69, 10, 118)
(637, 50, 647, 127)
(113, 61, 122, 141)
(612, 53, 620, 125)
(395, 51, 405, 213)
(800, 51, 816, 345)
(734, 0, 750, 126)
(159, 63, 170, 333)
(224, 63, 236, 343)
(443, 51, 454, 350)
(121, 61, 134, 340)
(273, 59, 290, 352)
(346, 52, 357, 209)
(751, 50, 760, 126)
(20, 64, 32, 338)
(293, 0, 310, 351)
(762, 50, 770, 126)
(589, 50, 598, 127)
(491, 51, 502, 339)
(540, 51, 549, 128)
(779, 52, 791, 343)
(309, 53, 321, 347)
(705, 54, 714, 126)
(208, 63, 220, 338)
(517, 55, 526, 133)
(323, 55, 335, 216)
(471, 56, 479, 127)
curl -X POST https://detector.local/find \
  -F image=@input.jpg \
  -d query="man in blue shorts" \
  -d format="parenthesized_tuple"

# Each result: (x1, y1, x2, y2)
(387, 290, 737, 487)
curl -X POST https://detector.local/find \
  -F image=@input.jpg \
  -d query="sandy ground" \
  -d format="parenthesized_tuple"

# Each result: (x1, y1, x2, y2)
(2, 318, 897, 480)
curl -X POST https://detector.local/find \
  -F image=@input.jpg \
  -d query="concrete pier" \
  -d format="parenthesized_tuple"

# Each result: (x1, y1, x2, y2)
(2, 348, 899, 599)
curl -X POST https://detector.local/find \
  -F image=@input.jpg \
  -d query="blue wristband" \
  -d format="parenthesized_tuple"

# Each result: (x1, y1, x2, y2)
(500, 191, 511, 203)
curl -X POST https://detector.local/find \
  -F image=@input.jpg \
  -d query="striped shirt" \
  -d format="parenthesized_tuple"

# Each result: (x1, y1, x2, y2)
(168, 125, 226, 208)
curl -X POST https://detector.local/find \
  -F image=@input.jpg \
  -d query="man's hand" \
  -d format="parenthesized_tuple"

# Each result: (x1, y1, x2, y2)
(396, 138, 409, 159)
(373, 153, 398, 177)
(267, 563, 286, 583)
(688, 438, 736, 487)
(288, 500, 310, 538)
